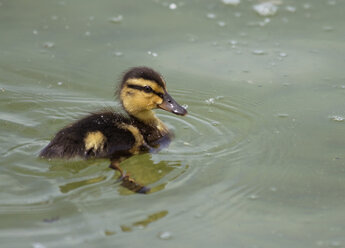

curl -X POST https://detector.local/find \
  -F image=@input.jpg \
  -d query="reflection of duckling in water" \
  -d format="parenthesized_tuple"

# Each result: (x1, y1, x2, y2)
(40, 67, 187, 193)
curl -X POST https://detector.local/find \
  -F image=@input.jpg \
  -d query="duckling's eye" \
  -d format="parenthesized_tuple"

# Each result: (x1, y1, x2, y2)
(157, 93, 164, 98)
(143, 85, 153, 93)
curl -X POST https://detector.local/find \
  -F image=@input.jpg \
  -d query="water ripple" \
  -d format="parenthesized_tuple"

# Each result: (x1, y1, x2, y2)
(159, 89, 259, 163)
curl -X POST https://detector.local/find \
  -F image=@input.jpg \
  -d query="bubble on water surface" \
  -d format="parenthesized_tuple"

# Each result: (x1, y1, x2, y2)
(205, 98, 215, 104)
(33, 29, 38, 35)
(259, 18, 271, 26)
(329, 115, 344, 122)
(285, 5, 296, 12)
(57, 82, 63, 86)
(147, 51, 158, 57)
(222, 0, 241, 6)
(32, 243, 46, 248)
(43, 42, 55, 48)
(248, 194, 259, 200)
(279, 52, 287, 57)
(169, 3, 177, 10)
(253, 2, 278, 16)
(113, 51, 123, 57)
(218, 21, 226, 27)
(206, 13, 216, 19)
(229, 40, 238, 45)
(158, 231, 173, 240)
(109, 15, 123, 23)
(212, 121, 220, 126)
(252, 49, 265, 55)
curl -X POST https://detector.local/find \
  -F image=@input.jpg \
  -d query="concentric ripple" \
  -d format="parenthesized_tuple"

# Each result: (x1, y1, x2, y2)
(157, 89, 259, 163)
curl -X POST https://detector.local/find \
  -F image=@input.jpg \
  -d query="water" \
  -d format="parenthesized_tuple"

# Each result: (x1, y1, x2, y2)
(1, 0, 345, 247)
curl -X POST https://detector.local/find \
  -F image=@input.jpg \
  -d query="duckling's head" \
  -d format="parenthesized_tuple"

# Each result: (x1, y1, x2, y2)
(118, 67, 187, 120)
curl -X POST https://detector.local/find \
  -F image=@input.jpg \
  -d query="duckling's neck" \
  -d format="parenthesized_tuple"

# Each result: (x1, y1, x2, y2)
(130, 110, 169, 134)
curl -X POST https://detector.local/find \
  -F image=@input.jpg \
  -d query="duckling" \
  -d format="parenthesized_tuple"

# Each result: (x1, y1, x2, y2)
(40, 67, 187, 193)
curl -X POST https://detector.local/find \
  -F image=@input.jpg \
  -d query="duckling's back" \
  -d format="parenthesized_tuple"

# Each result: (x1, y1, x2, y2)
(39, 112, 136, 159)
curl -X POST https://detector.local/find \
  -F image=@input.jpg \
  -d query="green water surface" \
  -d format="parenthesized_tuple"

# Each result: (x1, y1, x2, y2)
(1, 0, 345, 247)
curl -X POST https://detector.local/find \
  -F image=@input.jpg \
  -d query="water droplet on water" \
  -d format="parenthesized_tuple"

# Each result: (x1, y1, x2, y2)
(147, 51, 158, 57)
(253, 2, 278, 16)
(33, 29, 38, 35)
(32, 243, 46, 248)
(43, 42, 55, 48)
(158, 231, 172, 240)
(218, 21, 226, 27)
(169, 3, 177, 10)
(279, 52, 287, 57)
(113, 51, 123, 57)
(206, 13, 216, 19)
(57, 82, 63, 86)
(212, 121, 220, 126)
(182, 104, 188, 109)
(222, 0, 241, 6)
(252, 49, 265, 55)
(109, 15, 123, 23)
(205, 98, 215, 104)
(285, 5, 296, 12)
(329, 115, 344, 122)
(259, 17, 271, 26)
(248, 194, 259, 200)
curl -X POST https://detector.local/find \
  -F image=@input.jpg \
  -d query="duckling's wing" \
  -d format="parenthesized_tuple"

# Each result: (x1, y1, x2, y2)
(40, 112, 136, 159)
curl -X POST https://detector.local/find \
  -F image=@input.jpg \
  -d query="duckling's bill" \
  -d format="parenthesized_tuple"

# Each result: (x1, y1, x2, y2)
(158, 92, 187, 116)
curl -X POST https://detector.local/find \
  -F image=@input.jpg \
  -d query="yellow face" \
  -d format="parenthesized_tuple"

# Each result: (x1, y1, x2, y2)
(120, 78, 165, 115)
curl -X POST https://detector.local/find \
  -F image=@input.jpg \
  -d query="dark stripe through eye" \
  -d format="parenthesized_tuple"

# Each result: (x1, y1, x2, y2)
(143, 85, 153, 93)
(127, 84, 164, 98)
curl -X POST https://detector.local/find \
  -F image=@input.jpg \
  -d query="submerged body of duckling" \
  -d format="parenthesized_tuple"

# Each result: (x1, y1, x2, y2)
(40, 67, 187, 193)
